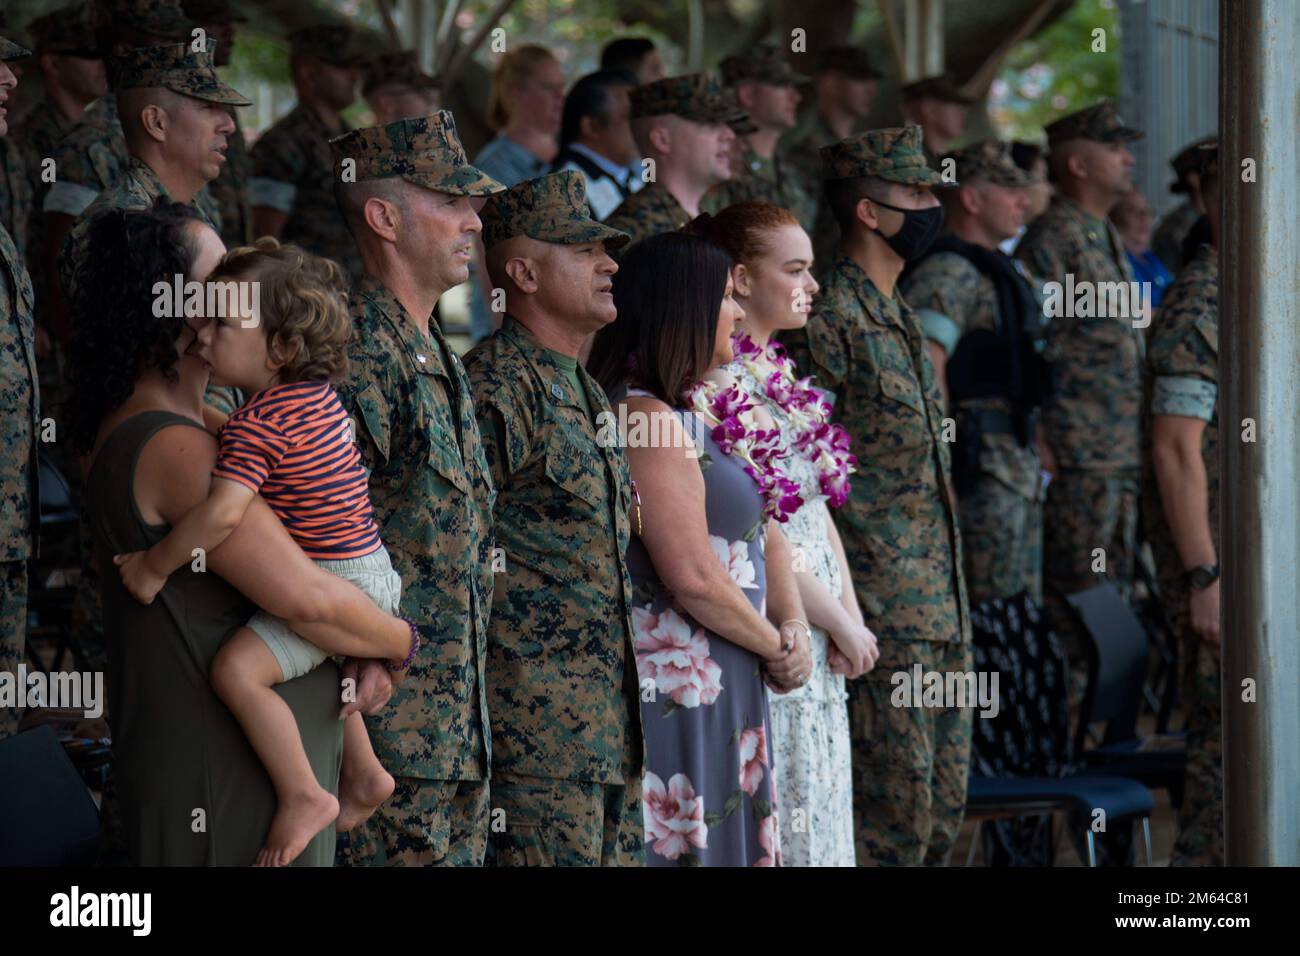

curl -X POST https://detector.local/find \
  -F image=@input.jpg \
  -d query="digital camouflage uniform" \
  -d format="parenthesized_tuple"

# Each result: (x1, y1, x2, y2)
(41, 0, 202, 223)
(11, 1, 102, 321)
(783, 47, 883, 277)
(182, 0, 250, 247)
(463, 171, 644, 866)
(603, 180, 689, 250)
(605, 73, 750, 250)
(329, 114, 504, 867)
(1142, 240, 1222, 866)
(249, 26, 367, 280)
(0, 138, 31, 262)
(1150, 200, 1199, 276)
(782, 125, 972, 866)
(0, 34, 40, 742)
(702, 45, 816, 227)
(902, 141, 1045, 605)
(1015, 100, 1144, 661)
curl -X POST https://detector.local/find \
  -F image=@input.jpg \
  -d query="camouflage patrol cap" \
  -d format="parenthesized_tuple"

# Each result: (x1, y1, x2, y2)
(900, 74, 974, 105)
(27, 2, 99, 55)
(1195, 140, 1219, 181)
(330, 111, 504, 197)
(814, 45, 882, 80)
(363, 49, 439, 96)
(0, 35, 31, 61)
(629, 72, 751, 129)
(109, 40, 251, 105)
(719, 43, 808, 87)
(100, 0, 195, 40)
(480, 170, 629, 250)
(821, 124, 942, 185)
(942, 140, 1032, 187)
(289, 25, 368, 68)
(1171, 134, 1217, 180)
(181, 0, 247, 24)
(1044, 98, 1142, 146)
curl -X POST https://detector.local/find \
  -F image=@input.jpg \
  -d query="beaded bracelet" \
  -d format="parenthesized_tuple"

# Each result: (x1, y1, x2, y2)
(387, 617, 421, 672)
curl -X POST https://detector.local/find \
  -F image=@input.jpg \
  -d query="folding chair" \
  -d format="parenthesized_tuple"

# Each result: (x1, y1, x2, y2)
(964, 591, 1156, 866)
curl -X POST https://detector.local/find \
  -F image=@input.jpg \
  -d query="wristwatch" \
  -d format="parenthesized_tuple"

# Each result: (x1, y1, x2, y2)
(1184, 563, 1220, 590)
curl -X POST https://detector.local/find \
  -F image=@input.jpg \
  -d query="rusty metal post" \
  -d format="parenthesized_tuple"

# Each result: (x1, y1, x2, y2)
(1219, 0, 1300, 866)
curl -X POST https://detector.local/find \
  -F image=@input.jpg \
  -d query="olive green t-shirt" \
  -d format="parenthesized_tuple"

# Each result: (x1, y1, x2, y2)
(546, 348, 593, 420)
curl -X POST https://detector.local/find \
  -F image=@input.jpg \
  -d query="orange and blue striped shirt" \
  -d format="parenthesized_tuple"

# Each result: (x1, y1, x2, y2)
(213, 380, 382, 560)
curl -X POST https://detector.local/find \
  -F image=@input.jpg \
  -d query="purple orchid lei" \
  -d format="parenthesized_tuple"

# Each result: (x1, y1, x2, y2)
(729, 332, 858, 508)
(686, 379, 804, 523)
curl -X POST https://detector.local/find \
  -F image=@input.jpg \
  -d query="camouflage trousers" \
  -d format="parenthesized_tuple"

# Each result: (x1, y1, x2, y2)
(1163, 580, 1224, 866)
(0, 561, 27, 740)
(1041, 469, 1138, 678)
(848, 639, 974, 865)
(483, 772, 644, 867)
(959, 472, 1043, 606)
(335, 776, 490, 866)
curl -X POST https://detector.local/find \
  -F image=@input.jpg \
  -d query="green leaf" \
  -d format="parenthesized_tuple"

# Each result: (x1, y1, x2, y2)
(752, 797, 772, 820)
(722, 791, 743, 819)
(742, 522, 761, 542)
(703, 812, 724, 827)
(677, 852, 702, 867)
(662, 699, 680, 717)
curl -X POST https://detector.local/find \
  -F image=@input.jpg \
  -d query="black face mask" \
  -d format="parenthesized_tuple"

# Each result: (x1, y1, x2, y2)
(870, 197, 945, 261)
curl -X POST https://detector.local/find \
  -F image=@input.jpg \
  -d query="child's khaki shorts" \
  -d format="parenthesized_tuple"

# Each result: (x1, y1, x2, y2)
(248, 546, 403, 682)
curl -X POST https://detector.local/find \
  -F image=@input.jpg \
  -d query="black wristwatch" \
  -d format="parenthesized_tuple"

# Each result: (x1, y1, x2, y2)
(1184, 563, 1220, 590)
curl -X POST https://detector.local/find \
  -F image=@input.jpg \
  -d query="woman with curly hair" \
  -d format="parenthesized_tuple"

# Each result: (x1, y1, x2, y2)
(71, 201, 410, 867)
(112, 237, 417, 866)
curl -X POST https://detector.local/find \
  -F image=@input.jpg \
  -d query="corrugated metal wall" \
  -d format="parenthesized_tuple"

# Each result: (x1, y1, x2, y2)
(1120, 0, 1219, 217)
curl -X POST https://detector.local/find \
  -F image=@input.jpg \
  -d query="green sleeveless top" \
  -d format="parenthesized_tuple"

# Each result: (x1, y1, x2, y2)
(84, 410, 343, 866)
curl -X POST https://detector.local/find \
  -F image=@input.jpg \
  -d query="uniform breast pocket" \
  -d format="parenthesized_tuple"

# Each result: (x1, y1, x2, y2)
(428, 441, 473, 496)
(543, 430, 605, 512)
(875, 367, 930, 449)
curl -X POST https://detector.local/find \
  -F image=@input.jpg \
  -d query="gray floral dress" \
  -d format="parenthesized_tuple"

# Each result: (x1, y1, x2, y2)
(618, 387, 781, 866)
(725, 360, 856, 867)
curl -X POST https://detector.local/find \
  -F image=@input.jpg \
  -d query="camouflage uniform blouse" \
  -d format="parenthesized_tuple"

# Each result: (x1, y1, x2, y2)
(463, 315, 643, 783)
(1015, 194, 1142, 472)
(603, 181, 690, 251)
(338, 275, 494, 781)
(0, 218, 39, 562)
(249, 105, 361, 279)
(783, 256, 969, 643)
(702, 143, 817, 228)
(1142, 244, 1219, 584)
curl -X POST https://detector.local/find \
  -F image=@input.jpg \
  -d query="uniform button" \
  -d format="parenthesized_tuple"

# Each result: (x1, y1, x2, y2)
(551, 383, 565, 400)
(416, 354, 427, 364)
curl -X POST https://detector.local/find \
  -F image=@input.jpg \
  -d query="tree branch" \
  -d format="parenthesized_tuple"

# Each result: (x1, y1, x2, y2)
(442, 0, 515, 87)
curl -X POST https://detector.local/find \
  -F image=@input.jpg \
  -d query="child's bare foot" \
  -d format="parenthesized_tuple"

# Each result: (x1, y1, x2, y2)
(336, 766, 395, 832)
(254, 786, 339, 867)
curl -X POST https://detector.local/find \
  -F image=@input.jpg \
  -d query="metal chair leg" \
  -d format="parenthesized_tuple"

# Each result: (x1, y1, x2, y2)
(1086, 829, 1097, 867)
(965, 821, 981, 866)
(1141, 817, 1153, 866)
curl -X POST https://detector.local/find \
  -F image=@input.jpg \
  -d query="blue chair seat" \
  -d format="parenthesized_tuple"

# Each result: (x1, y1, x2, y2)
(967, 773, 1156, 821)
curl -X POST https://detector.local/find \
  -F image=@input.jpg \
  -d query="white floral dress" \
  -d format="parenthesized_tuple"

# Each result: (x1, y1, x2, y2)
(726, 361, 856, 867)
